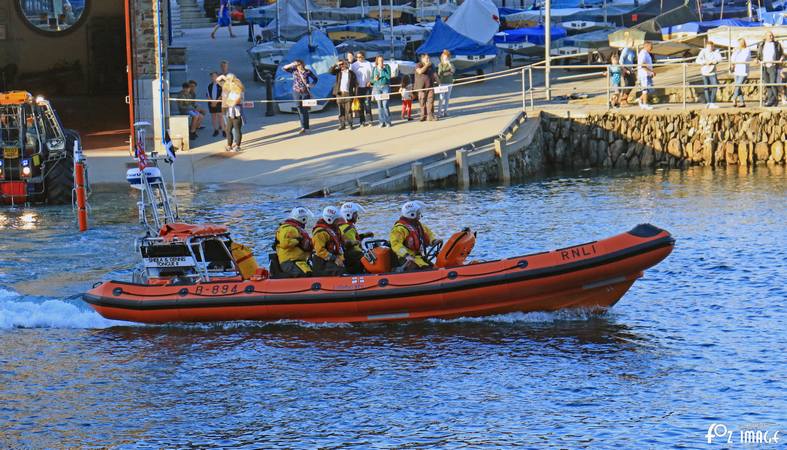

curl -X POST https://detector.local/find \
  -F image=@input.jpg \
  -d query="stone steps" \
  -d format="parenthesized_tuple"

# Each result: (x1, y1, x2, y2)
(175, 0, 215, 29)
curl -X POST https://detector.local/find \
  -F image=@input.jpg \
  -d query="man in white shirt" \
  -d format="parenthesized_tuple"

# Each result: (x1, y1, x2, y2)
(351, 51, 374, 126)
(696, 41, 723, 108)
(757, 31, 784, 107)
(637, 41, 655, 110)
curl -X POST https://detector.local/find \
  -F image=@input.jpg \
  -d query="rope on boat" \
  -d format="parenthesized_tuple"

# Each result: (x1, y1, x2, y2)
(109, 260, 528, 299)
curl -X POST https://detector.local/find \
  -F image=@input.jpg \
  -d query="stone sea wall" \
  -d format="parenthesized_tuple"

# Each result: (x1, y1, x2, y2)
(540, 111, 787, 170)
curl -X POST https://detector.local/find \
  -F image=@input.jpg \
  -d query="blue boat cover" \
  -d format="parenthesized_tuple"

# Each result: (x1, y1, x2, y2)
(760, 11, 787, 25)
(498, 7, 526, 16)
(494, 25, 568, 45)
(661, 18, 760, 36)
(274, 31, 339, 101)
(416, 17, 497, 56)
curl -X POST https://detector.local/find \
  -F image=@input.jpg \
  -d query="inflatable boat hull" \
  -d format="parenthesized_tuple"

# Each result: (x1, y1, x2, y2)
(83, 224, 674, 324)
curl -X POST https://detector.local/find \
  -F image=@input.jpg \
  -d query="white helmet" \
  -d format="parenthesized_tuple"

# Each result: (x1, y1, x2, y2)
(289, 206, 314, 225)
(401, 201, 426, 220)
(321, 206, 341, 225)
(340, 202, 366, 221)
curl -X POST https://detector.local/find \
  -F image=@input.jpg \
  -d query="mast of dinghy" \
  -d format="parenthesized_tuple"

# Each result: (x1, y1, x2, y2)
(378, 0, 383, 33)
(276, 0, 281, 40)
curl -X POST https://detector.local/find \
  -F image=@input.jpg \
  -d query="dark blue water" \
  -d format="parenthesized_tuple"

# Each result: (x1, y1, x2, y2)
(1, 166, 785, 448)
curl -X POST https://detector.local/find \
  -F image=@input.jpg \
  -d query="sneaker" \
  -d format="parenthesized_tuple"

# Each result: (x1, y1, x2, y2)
(212, 130, 219, 137)
(299, 128, 307, 135)
(338, 125, 346, 131)
(190, 132, 198, 140)
(232, 145, 241, 152)
(708, 103, 719, 109)
(378, 123, 385, 128)
(222, 131, 227, 137)
(225, 144, 232, 152)
(643, 104, 654, 110)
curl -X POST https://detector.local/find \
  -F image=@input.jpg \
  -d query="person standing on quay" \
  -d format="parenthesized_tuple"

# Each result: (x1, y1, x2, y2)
(731, 38, 751, 108)
(330, 59, 359, 131)
(283, 59, 318, 134)
(351, 51, 374, 126)
(400, 74, 413, 121)
(757, 31, 783, 107)
(620, 39, 637, 103)
(414, 53, 437, 121)
(371, 55, 392, 128)
(608, 54, 623, 109)
(437, 50, 455, 118)
(219, 73, 245, 152)
(207, 72, 225, 137)
(696, 41, 722, 109)
(210, 0, 236, 39)
(637, 41, 655, 110)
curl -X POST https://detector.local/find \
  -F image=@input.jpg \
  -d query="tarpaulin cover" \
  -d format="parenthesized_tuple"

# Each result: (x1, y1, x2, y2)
(446, 0, 500, 44)
(493, 25, 568, 45)
(417, 17, 497, 56)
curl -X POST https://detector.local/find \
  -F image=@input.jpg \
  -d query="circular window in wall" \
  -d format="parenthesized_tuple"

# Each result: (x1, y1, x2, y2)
(16, 0, 89, 35)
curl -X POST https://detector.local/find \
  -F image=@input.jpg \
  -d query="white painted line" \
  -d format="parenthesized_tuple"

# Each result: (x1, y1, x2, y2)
(582, 276, 627, 290)
(367, 312, 410, 320)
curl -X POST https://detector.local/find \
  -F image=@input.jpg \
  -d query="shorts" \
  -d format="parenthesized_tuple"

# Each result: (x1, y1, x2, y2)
(208, 102, 222, 113)
(188, 110, 201, 118)
(640, 76, 653, 94)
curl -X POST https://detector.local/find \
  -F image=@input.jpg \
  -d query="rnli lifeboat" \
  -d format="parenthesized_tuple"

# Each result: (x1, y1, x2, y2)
(83, 223, 674, 324)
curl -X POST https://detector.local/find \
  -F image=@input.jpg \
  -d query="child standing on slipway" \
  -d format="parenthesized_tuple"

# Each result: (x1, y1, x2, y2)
(400, 74, 413, 121)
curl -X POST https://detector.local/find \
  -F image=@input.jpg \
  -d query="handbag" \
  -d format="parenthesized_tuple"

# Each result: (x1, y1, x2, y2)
(351, 98, 361, 112)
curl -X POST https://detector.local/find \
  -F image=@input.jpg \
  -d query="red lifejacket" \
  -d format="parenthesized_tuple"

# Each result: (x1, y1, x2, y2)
(313, 220, 344, 255)
(282, 219, 313, 252)
(396, 217, 428, 254)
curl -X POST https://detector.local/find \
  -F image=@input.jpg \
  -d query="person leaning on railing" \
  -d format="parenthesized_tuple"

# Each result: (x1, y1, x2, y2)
(756, 31, 784, 107)
(731, 38, 751, 108)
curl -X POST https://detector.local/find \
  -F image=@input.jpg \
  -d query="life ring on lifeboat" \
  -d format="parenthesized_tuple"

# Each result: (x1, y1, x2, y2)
(435, 228, 476, 268)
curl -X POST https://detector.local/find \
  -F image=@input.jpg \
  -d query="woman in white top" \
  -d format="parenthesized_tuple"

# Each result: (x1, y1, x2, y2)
(731, 38, 751, 107)
(219, 74, 245, 152)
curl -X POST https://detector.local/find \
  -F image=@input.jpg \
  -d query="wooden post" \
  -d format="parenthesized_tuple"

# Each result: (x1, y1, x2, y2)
(411, 162, 425, 191)
(494, 138, 511, 183)
(456, 149, 470, 189)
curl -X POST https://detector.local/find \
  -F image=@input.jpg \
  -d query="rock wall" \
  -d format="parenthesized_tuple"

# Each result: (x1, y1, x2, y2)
(540, 111, 787, 170)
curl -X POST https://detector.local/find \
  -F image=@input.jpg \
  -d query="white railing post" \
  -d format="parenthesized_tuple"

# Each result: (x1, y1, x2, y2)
(605, 65, 610, 110)
(682, 62, 687, 110)
(528, 67, 534, 110)
(521, 67, 526, 112)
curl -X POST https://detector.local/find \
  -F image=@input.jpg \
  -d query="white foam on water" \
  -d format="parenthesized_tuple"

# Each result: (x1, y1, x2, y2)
(0, 288, 129, 330)
(427, 308, 609, 324)
(151, 319, 353, 330)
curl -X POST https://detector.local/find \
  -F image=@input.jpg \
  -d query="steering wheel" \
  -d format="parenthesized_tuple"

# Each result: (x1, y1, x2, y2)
(424, 240, 443, 264)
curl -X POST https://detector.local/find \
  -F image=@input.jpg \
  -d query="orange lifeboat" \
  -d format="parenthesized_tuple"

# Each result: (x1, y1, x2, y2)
(83, 224, 674, 324)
